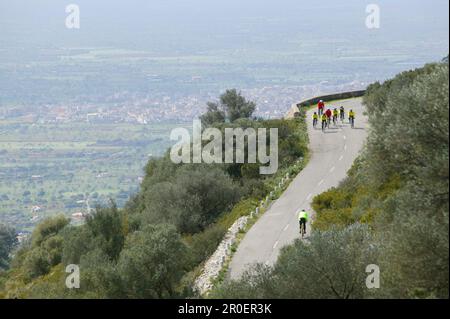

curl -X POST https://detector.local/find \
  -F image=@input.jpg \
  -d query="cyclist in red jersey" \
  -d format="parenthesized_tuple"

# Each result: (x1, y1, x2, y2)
(318, 100, 325, 116)
(325, 108, 332, 127)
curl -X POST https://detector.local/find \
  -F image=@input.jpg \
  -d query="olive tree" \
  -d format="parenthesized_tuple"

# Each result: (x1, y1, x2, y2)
(200, 89, 256, 125)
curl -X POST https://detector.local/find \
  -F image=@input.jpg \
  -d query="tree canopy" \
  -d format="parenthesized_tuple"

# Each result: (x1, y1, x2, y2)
(0, 224, 16, 270)
(200, 89, 256, 125)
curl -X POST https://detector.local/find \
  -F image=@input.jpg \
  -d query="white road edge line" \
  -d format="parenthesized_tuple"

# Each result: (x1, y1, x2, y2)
(283, 224, 289, 231)
(339, 155, 344, 161)
(273, 241, 279, 249)
(329, 166, 335, 173)
(306, 193, 312, 200)
(344, 144, 347, 151)
(343, 135, 347, 140)
(318, 179, 324, 186)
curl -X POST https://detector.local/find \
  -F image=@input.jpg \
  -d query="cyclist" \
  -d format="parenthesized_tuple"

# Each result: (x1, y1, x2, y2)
(348, 109, 355, 128)
(321, 113, 328, 131)
(312, 112, 319, 128)
(318, 100, 325, 116)
(325, 108, 332, 127)
(332, 108, 339, 125)
(298, 209, 308, 238)
(339, 106, 345, 122)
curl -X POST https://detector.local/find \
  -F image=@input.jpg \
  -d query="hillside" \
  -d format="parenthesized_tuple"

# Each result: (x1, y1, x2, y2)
(1, 60, 448, 299)
(0, 90, 309, 298)
(212, 59, 449, 299)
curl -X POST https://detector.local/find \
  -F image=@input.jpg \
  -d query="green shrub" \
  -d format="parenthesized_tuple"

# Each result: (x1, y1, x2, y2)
(31, 215, 69, 247)
(213, 224, 378, 299)
(186, 223, 227, 267)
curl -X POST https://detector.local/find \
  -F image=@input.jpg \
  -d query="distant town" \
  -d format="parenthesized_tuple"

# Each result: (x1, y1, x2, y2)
(0, 82, 366, 125)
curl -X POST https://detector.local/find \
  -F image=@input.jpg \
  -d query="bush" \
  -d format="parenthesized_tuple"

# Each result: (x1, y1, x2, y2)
(213, 224, 378, 299)
(31, 215, 69, 247)
(0, 224, 16, 270)
(22, 248, 51, 281)
(117, 224, 188, 298)
(140, 165, 241, 233)
(186, 223, 227, 267)
(85, 203, 126, 261)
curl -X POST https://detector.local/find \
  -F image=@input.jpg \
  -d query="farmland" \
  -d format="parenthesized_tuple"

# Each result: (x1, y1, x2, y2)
(0, 120, 189, 232)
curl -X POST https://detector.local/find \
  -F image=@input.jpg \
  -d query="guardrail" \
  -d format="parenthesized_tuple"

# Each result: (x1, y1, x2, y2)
(285, 89, 366, 119)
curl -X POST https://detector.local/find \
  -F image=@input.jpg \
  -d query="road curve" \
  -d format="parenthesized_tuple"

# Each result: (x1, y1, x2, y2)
(229, 97, 368, 280)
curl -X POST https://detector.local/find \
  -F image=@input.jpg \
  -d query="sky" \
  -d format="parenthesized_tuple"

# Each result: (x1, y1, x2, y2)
(0, 0, 448, 105)
(0, 0, 448, 56)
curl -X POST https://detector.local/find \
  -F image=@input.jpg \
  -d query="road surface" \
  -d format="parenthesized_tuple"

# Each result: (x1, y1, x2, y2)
(229, 97, 368, 280)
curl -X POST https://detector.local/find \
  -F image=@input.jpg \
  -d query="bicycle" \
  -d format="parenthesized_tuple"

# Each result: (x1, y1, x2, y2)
(313, 118, 318, 128)
(333, 115, 338, 126)
(321, 120, 327, 132)
(340, 111, 345, 122)
(299, 219, 307, 238)
(349, 116, 355, 128)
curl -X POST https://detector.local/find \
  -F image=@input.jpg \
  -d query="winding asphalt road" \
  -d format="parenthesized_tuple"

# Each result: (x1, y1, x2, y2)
(229, 97, 368, 280)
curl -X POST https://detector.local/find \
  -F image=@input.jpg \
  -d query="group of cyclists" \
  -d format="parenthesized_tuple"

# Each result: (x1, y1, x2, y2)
(296, 100, 358, 238)
(313, 100, 355, 131)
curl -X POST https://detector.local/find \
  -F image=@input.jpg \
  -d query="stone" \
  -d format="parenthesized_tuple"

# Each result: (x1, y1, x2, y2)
(193, 215, 249, 295)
